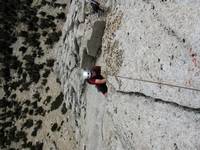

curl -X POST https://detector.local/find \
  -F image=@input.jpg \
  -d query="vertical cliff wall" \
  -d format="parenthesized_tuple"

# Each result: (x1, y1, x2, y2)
(1, 0, 200, 150)
(56, 0, 200, 150)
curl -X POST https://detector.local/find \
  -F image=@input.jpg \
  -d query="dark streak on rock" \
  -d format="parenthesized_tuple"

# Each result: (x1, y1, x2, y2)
(117, 90, 200, 113)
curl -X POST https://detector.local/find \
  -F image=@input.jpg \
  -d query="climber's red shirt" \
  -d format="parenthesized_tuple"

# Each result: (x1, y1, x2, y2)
(87, 74, 104, 86)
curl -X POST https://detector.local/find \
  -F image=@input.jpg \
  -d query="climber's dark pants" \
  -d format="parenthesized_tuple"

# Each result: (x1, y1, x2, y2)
(96, 84, 108, 95)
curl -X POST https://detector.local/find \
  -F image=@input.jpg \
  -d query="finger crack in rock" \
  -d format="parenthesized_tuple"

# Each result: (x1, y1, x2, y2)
(116, 90, 200, 113)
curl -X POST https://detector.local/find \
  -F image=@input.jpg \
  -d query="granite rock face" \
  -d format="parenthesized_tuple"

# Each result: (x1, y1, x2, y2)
(2, 0, 200, 149)
(54, 1, 107, 148)
(109, 0, 200, 109)
(87, 21, 106, 57)
(62, 0, 200, 150)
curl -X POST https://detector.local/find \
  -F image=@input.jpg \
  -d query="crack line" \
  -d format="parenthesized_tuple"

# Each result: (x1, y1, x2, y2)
(116, 90, 200, 113)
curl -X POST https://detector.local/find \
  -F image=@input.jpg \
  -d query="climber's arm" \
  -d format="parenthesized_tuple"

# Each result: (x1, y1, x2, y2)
(94, 79, 106, 84)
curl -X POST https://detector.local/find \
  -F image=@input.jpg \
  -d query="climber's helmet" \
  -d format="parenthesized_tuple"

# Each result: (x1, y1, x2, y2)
(83, 70, 92, 79)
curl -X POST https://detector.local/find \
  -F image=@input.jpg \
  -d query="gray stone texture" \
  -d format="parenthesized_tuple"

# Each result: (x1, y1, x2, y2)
(54, 0, 200, 150)
(87, 21, 106, 57)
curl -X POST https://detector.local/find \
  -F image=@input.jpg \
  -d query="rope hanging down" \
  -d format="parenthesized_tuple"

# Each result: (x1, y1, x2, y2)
(113, 75, 200, 92)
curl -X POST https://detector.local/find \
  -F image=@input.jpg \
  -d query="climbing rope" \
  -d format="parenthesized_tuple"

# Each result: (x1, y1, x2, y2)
(111, 75, 200, 92)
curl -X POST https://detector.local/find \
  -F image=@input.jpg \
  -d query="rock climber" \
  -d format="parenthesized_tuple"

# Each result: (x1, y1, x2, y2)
(83, 66, 108, 96)
(87, 0, 104, 14)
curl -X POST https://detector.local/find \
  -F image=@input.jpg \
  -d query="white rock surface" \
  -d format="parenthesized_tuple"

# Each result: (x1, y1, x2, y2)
(54, 0, 200, 150)
(111, 0, 200, 108)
